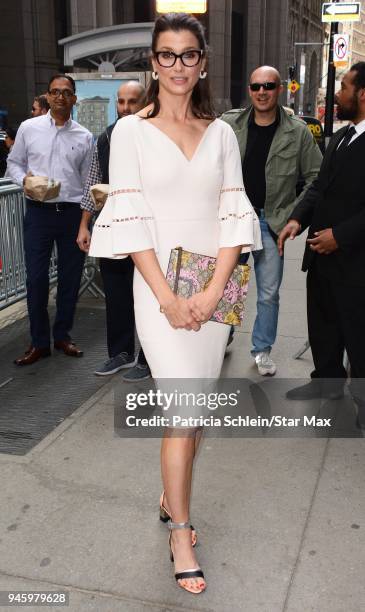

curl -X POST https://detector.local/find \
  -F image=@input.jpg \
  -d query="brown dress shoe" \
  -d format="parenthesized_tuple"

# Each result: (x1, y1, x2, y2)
(14, 346, 51, 366)
(54, 340, 83, 357)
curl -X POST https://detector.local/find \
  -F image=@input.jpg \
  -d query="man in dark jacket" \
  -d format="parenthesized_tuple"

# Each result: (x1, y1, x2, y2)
(222, 66, 322, 376)
(278, 63, 365, 428)
(77, 81, 151, 380)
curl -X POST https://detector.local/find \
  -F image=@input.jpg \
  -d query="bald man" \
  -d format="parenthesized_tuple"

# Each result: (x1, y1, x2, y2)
(222, 66, 322, 376)
(78, 81, 151, 379)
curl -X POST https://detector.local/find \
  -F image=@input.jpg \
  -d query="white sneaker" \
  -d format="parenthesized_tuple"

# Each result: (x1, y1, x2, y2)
(254, 351, 276, 376)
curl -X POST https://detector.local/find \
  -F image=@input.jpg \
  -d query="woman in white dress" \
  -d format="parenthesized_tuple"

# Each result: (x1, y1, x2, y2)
(90, 13, 261, 594)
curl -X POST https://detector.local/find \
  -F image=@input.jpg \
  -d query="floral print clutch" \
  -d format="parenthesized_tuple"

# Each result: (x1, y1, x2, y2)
(166, 247, 250, 326)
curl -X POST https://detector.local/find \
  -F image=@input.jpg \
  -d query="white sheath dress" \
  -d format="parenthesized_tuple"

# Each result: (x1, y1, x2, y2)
(89, 115, 262, 378)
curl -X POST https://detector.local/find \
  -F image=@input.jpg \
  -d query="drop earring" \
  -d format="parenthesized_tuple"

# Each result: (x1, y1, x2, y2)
(152, 71, 159, 80)
(200, 70, 207, 80)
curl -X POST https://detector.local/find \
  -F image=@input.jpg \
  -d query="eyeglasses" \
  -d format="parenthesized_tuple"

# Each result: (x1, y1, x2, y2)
(249, 82, 278, 92)
(48, 88, 74, 99)
(155, 49, 203, 68)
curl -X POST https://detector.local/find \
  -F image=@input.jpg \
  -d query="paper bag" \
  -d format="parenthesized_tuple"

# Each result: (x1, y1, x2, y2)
(90, 184, 109, 211)
(25, 176, 61, 202)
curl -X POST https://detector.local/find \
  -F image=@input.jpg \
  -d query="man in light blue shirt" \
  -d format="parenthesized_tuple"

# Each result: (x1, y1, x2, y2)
(7, 73, 93, 365)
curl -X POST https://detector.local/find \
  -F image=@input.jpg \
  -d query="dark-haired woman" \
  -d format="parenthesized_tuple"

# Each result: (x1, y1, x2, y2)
(90, 12, 261, 594)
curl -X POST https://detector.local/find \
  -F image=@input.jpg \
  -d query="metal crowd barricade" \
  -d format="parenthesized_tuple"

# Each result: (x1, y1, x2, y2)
(0, 184, 104, 311)
(0, 184, 57, 311)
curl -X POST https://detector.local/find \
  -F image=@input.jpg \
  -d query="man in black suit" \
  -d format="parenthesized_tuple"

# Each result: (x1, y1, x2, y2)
(77, 81, 151, 381)
(278, 63, 365, 427)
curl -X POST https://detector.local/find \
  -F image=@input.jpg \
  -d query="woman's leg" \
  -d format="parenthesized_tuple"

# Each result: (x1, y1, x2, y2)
(161, 427, 203, 515)
(161, 431, 206, 592)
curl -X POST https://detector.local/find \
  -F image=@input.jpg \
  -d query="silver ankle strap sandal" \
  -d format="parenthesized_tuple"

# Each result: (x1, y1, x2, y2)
(168, 520, 205, 585)
(159, 492, 197, 546)
(168, 520, 191, 530)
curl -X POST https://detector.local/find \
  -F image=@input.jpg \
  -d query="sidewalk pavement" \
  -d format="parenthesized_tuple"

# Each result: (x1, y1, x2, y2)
(0, 234, 364, 612)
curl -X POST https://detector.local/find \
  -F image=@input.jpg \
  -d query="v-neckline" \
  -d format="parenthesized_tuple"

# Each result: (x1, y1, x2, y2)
(141, 117, 217, 163)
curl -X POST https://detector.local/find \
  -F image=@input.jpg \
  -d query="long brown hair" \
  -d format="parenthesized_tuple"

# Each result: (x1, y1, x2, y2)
(142, 13, 215, 119)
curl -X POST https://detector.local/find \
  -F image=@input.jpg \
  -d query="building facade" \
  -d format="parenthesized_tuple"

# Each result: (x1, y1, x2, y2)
(1, 0, 324, 125)
(1, 0, 67, 126)
(76, 96, 109, 136)
(319, 9, 365, 121)
(287, 0, 324, 114)
(339, 5, 365, 65)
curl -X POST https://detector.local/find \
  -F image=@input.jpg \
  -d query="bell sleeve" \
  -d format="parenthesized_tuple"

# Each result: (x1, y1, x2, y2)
(89, 115, 158, 259)
(218, 122, 262, 254)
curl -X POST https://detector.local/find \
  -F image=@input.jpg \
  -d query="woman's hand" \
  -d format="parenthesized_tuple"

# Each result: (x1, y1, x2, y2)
(188, 286, 222, 324)
(162, 295, 201, 332)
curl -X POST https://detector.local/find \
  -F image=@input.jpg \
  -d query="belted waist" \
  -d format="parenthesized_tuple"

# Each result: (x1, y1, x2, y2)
(26, 199, 79, 211)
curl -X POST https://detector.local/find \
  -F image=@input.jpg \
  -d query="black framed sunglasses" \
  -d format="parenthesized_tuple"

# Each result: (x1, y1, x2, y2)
(155, 49, 203, 68)
(249, 82, 278, 92)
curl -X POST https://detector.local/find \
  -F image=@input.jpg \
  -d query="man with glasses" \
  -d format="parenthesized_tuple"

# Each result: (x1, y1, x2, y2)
(222, 66, 322, 376)
(77, 80, 151, 380)
(7, 74, 93, 365)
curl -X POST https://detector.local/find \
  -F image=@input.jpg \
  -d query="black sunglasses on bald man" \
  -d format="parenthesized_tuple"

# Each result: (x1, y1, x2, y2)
(249, 82, 278, 92)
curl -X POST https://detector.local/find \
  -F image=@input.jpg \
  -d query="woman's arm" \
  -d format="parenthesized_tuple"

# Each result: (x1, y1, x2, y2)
(132, 249, 201, 332)
(188, 245, 243, 322)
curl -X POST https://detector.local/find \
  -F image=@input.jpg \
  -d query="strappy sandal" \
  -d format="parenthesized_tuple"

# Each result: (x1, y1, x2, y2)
(168, 520, 206, 594)
(159, 491, 197, 547)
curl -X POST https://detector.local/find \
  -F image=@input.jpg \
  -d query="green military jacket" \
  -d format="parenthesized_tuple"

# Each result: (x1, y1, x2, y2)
(221, 105, 323, 234)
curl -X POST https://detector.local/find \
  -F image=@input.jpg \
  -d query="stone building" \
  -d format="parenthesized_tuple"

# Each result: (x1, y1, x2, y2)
(0, 1, 67, 126)
(350, 6, 365, 64)
(1, 0, 324, 125)
(75, 96, 109, 137)
(236, 0, 323, 113)
(287, 0, 324, 114)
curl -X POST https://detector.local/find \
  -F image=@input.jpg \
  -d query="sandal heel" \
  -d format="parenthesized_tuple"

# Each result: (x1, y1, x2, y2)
(160, 507, 170, 523)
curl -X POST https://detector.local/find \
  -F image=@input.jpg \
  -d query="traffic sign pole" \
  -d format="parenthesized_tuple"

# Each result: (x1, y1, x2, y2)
(324, 2, 339, 144)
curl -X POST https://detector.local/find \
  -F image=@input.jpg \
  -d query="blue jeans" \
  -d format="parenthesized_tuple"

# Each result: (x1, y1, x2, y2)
(241, 213, 284, 355)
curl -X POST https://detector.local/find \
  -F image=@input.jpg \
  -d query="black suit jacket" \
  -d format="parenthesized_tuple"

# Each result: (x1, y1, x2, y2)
(290, 125, 365, 286)
(96, 122, 116, 184)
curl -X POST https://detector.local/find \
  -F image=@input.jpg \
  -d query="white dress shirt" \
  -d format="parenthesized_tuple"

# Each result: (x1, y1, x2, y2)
(337, 118, 365, 148)
(6, 111, 93, 203)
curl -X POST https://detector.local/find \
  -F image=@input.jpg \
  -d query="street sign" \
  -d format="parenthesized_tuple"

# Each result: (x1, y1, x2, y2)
(322, 2, 361, 22)
(156, 1, 207, 12)
(333, 33, 350, 66)
(288, 80, 300, 94)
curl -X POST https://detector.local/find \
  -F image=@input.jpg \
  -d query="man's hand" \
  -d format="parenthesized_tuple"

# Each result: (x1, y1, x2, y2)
(77, 226, 91, 253)
(307, 228, 338, 255)
(277, 220, 301, 256)
(23, 172, 34, 198)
